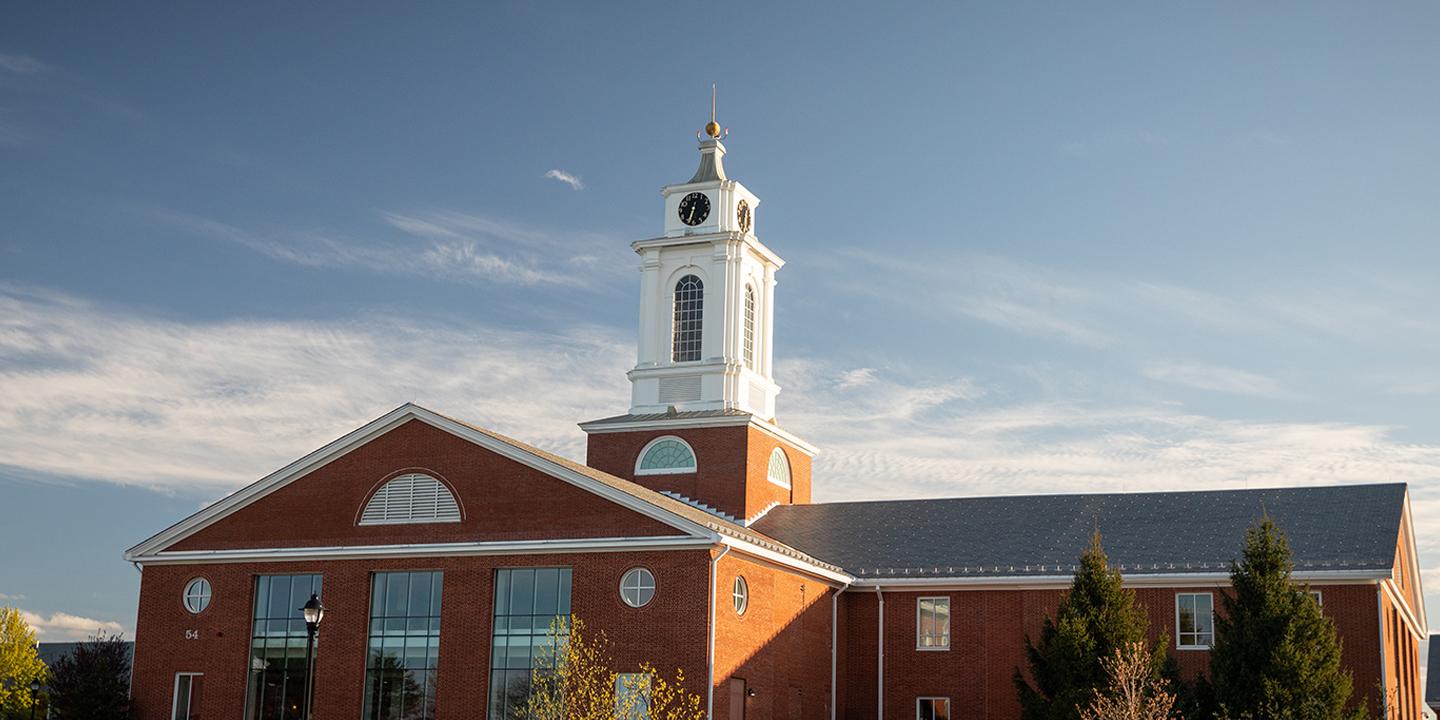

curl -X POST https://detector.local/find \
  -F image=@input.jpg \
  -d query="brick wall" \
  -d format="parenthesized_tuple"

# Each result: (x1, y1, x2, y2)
(841, 583, 1388, 720)
(584, 421, 813, 521)
(130, 550, 712, 720)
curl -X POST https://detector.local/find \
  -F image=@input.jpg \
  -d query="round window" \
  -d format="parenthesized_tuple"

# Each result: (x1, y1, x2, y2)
(619, 567, 656, 608)
(732, 575, 749, 616)
(183, 577, 212, 614)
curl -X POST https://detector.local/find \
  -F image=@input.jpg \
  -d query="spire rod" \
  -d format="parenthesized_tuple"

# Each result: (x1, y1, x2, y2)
(702, 84, 724, 140)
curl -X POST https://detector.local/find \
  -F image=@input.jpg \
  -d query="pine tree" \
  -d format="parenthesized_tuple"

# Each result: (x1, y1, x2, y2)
(0, 607, 47, 717)
(1208, 517, 1364, 720)
(1015, 533, 1167, 720)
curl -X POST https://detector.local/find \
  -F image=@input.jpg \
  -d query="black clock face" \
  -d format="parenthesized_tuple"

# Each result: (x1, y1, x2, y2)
(678, 192, 710, 226)
(736, 199, 752, 233)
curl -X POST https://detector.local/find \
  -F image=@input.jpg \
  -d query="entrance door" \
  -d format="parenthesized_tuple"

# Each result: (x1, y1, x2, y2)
(728, 678, 747, 720)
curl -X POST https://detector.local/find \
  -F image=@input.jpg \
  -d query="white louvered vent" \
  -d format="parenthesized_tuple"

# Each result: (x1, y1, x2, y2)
(360, 473, 461, 525)
(658, 375, 702, 403)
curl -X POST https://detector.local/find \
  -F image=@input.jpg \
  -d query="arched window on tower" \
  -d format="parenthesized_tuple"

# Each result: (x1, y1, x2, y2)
(635, 436, 698, 475)
(743, 285, 756, 370)
(672, 275, 704, 362)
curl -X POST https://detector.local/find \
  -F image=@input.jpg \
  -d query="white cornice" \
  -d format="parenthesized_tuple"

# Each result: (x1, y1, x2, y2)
(719, 536, 853, 585)
(849, 568, 1388, 591)
(579, 412, 818, 457)
(130, 536, 715, 566)
(632, 233, 784, 269)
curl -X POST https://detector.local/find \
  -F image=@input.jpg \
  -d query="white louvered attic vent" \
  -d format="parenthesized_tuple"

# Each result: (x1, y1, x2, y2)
(360, 473, 461, 525)
(658, 375, 702, 403)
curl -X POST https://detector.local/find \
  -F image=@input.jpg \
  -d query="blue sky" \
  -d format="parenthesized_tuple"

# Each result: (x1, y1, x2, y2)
(2, 2, 1439, 643)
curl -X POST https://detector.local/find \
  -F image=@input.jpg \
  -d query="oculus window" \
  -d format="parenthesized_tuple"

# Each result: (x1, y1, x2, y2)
(1176, 592, 1214, 649)
(360, 473, 461, 525)
(636, 437, 697, 475)
(183, 577, 211, 614)
(732, 576, 749, 616)
(619, 568, 656, 608)
(671, 275, 704, 362)
(364, 571, 443, 720)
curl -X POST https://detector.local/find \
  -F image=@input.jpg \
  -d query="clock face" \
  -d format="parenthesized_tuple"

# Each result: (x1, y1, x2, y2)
(678, 192, 710, 226)
(736, 199, 752, 233)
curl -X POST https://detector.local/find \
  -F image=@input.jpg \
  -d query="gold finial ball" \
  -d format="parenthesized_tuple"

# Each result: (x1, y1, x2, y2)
(704, 120, 722, 139)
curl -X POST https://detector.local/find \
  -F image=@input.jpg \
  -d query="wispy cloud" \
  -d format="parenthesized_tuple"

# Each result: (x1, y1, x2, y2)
(544, 169, 585, 191)
(0, 53, 48, 76)
(150, 209, 628, 288)
(20, 609, 128, 642)
(0, 592, 25, 601)
(1143, 361, 1283, 397)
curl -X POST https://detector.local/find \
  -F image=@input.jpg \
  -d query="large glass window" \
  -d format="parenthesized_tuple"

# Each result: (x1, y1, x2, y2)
(488, 568, 572, 720)
(245, 574, 323, 720)
(364, 571, 443, 720)
(671, 275, 704, 362)
(172, 673, 203, 720)
(917, 597, 950, 650)
(1176, 592, 1214, 649)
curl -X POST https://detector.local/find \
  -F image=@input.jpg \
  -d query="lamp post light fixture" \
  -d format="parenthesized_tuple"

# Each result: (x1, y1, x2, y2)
(28, 678, 41, 720)
(300, 593, 325, 720)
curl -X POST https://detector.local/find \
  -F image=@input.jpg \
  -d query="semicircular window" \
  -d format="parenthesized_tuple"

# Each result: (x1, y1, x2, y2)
(360, 473, 461, 525)
(636, 437, 697, 475)
(766, 447, 792, 489)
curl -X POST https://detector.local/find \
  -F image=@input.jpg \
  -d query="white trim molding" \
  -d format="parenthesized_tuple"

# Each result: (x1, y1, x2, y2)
(133, 535, 715, 566)
(850, 568, 1387, 591)
(1175, 591, 1215, 650)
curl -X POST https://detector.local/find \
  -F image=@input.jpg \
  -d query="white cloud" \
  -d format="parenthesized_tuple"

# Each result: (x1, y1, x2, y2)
(21, 610, 128, 642)
(1143, 361, 1283, 397)
(0, 592, 25, 601)
(836, 367, 877, 389)
(149, 209, 627, 288)
(544, 169, 585, 191)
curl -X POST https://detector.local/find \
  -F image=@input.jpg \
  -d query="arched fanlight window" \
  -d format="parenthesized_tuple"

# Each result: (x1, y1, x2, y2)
(766, 447, 791, 489)
(635, 436, 697, 475)
(360, 473, 461, 525)
(743, 285, 756, 370)
(672, 275, 704, 362)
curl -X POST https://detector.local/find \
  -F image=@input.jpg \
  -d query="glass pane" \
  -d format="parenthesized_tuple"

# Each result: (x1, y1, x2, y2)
(255, 576, 270, 620)
(289, 576, 312, 618)
(409, 572, 432, 619)
(558, 570, 571, 615)
(509, 569, 535, 615)
(431, 572, 444, 617)
(494, 570, 510, 615)
(372, 574, 387, 618)
(268, 575, 292, 620)
(386, 573, 410, 617)
(533, 569, 559, 616)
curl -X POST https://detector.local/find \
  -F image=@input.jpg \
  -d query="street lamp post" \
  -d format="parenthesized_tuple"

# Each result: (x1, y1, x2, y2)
(28, 678, 40, 720)
(300, 593, 325, 720)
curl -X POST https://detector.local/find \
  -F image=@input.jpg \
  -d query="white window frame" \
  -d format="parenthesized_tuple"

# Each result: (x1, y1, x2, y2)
(1308, 590, 1323, 606)
(182, 577, 211, 614)
(733, 575, 749, 616)
(916, 596, 950, 651)
(634, 435, 698, 476)
(171, 672, 202, 720)
(766, 447, 792, 489)
(916, 696, 951, 720)
(1175, 592, 1214, 650)
(619, 567, 656, 608)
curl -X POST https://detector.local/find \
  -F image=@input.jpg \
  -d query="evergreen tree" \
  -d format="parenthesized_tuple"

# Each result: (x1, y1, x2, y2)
(46, 633, 131, 720)
(0, 607, 47, 717)
(1208, 517, 1364, 720)
(1015, 533, 1167, 720)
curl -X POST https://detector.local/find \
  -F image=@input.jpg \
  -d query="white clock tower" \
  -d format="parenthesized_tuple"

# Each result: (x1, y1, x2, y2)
(626, 118, 781, 419)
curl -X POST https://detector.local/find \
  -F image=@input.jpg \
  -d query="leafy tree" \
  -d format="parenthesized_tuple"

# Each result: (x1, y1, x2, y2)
(46, 633, 131, 720)
(525, 615, 703, 720)
(1080, 641, 1176, 720)
(1208, 517, 1364, 720)
(1015, 533, 1168, 720)
(0, 607, 46, 717)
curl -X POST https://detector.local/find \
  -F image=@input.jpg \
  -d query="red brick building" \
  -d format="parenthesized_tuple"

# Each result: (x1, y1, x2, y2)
(127, 128, 1427, 720)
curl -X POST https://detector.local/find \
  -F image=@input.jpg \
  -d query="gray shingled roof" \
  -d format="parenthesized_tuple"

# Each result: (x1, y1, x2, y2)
(752, 484, 1406, 579)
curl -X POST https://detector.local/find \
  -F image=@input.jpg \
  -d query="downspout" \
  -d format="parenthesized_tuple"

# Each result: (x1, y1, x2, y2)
(1377, 583, 1389, 719)
(831, 583, 850, 720)
(876, 586, 885, 720)
(708, 545, 732, 720)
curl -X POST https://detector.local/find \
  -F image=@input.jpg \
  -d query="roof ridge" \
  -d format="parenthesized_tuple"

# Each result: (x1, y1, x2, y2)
(784, 482, 1408, 510)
